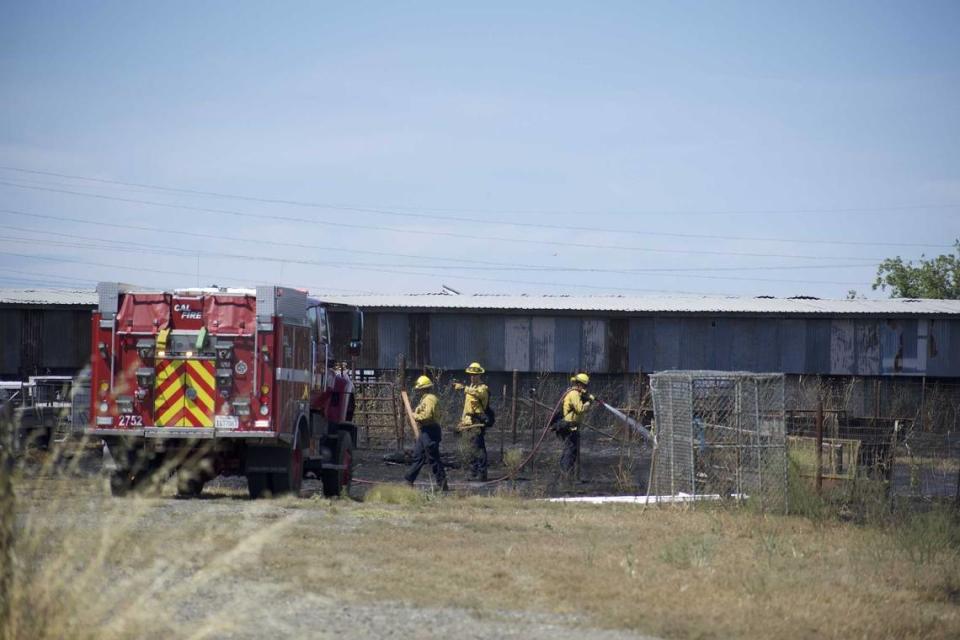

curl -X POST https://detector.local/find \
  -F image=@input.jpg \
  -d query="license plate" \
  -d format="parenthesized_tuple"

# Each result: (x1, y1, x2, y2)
(215, 415, 239, 429)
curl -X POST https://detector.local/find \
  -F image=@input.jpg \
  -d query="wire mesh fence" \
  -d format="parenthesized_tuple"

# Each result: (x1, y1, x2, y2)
(649, 371, 788, 512)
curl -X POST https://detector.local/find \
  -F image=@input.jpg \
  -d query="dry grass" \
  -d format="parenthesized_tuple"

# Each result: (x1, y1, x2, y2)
(4, 451, 959, 640)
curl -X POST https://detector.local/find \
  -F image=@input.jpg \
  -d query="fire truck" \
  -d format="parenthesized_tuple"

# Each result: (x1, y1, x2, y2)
(85, 283, 362, 498)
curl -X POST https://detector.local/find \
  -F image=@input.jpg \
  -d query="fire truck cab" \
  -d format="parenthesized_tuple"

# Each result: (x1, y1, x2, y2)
(86, 283, 362, 498)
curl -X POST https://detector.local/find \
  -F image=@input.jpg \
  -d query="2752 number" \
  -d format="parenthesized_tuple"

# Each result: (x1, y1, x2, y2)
(117, 415, 144, 427)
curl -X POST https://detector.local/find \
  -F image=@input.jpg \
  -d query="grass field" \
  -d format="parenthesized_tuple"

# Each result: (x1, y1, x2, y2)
(3, 465, 959, 640)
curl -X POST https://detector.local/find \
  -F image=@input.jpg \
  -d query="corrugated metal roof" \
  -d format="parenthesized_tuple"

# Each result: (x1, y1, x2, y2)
(0, 289, 97, 306)
(4, 288, 960, 316)
(321, 293, 960, 316)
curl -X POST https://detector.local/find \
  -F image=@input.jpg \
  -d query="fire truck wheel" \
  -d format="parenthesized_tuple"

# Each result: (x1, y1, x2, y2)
(247, 472, 269, 499)
(109, 471, 134, 497)
(176, 469, 206, 498)
(271, 446, 304, 495)
(321, 432, 354, 497)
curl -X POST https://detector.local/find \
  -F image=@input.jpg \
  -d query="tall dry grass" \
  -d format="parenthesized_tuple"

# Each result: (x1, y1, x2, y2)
(2, 400, 958, 639)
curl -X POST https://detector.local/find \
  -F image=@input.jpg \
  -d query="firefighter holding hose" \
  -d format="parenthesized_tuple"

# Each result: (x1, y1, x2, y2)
(404, 375, 449, 491)
(555, 372, 595, 481)
(453, 361, 493, 482)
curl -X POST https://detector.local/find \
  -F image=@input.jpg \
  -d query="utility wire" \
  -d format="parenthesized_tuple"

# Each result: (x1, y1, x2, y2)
(0, 181, 910, 261)
(0, 211, 882, 277)
(0, 227, 873, 286)
(0, 249, 738, 296)
(1, 163, 958, 224)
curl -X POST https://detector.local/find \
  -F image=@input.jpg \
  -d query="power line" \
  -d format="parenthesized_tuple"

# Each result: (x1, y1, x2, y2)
(0, 210, 882, 277)
(0, 249, 742, 296)
(2, 163, 958, 218)
(0, 168, 952, 249)
(0, 226, 873, 286)
(0, 181, 908, 261)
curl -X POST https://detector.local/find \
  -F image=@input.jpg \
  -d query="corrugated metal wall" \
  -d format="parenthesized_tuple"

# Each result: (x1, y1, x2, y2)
(357, 312, 960, 378)
(0, 307, 91, 378)
(0, 310, 22, 375)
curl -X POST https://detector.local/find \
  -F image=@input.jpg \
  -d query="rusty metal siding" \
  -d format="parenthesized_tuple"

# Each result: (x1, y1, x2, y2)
(830, 320, 856, 375)
(629, 317, 655, 372)
(22, 310, 42, 376)
(780, 319, 807, 374)
(728, 319, 760, 371)
(916, 319, 930, 374)
(553, 317, 581, 372)
(878, 318, 935, 375)
(805, 319, 832, 374)
(0, 309, 22, 375)
(360, 312, 380, 368)
(654, 318, 681, 370)
(376, 313, 408, 369)
(949, 321, 960, 376)
(926, 319, 953, 376)
(855, 321, 881, 375)
(879, 319, 904, 374)
(530, 317, 555, 372)
(504, 317, 531, 372)
(428, 314, 505, 371)
(679, 318, 712, 369)
(408, 313, 430, 369)
(753, 319, 780, 371)
(712, 318, 732, 370)
(607, 318, 629, 374)
(581, 318, 607, 373)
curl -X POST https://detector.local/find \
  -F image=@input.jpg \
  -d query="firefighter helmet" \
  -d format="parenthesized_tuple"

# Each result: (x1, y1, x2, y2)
(572, 372, 590, 386)
(414, 375, 433, 390)
(465, 362, 485, 375)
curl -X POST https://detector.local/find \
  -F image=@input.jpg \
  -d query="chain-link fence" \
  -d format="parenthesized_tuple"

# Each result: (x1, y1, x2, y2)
(649, 371, 788, 512)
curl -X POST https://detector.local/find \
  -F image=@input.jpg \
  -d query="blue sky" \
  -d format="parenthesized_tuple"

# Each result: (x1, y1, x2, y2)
(1, 1, 958, 298)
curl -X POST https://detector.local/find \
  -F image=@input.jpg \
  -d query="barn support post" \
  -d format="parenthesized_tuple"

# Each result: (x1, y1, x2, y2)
(511, 370, 518, 445)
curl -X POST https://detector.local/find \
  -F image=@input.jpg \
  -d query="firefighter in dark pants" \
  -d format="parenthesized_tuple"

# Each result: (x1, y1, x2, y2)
(557, 373, 595, 481)
(404, 375, 449, 491)
(453, 361, 491, 481)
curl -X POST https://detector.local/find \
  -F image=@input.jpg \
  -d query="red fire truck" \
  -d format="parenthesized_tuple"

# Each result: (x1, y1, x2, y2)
(85, 283, 362, 498)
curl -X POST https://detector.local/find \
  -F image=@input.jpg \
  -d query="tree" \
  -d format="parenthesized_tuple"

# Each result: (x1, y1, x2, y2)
(872, 240, 960, 299)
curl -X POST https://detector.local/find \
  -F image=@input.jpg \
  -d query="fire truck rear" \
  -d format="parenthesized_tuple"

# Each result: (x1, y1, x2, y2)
(86, 283, 362, 498)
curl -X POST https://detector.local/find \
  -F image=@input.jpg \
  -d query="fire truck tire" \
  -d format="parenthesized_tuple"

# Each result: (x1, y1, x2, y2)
(176, 469, 206, 498)
(109, 471, 134, 496)
(247, 472, 269, 499)
(321, 432, 353, 497)
(271, 446, 303, 495)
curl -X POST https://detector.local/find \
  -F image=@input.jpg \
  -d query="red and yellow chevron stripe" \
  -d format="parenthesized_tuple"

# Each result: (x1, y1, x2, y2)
(153, 359, 215, 427)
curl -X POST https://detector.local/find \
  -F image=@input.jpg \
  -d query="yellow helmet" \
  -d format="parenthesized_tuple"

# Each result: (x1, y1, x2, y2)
(572, 372, 590, 386)
(414, 375, 433, 390)
(465, 362, 485, 375)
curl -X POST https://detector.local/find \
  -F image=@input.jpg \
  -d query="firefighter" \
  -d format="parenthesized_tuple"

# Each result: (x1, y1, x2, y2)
(404, 375, 449, 491)
(453, 361, 492, 481)
(556, 372, 595, 481)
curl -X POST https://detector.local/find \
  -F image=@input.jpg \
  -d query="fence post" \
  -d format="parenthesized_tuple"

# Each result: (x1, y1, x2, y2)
(500, 384, 507, 463)
(511, 370, 518, 445)
(397, 354, 406, 450)
(920, 376, 926, 432)
(530, 392, 537, 451)
(815, 399, 824, 494)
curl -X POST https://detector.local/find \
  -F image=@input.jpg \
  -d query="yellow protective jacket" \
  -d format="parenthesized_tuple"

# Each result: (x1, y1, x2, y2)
(413, 392, 441, 426)
(561, 388, 591, 427)
(457, 383, 490, 428)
